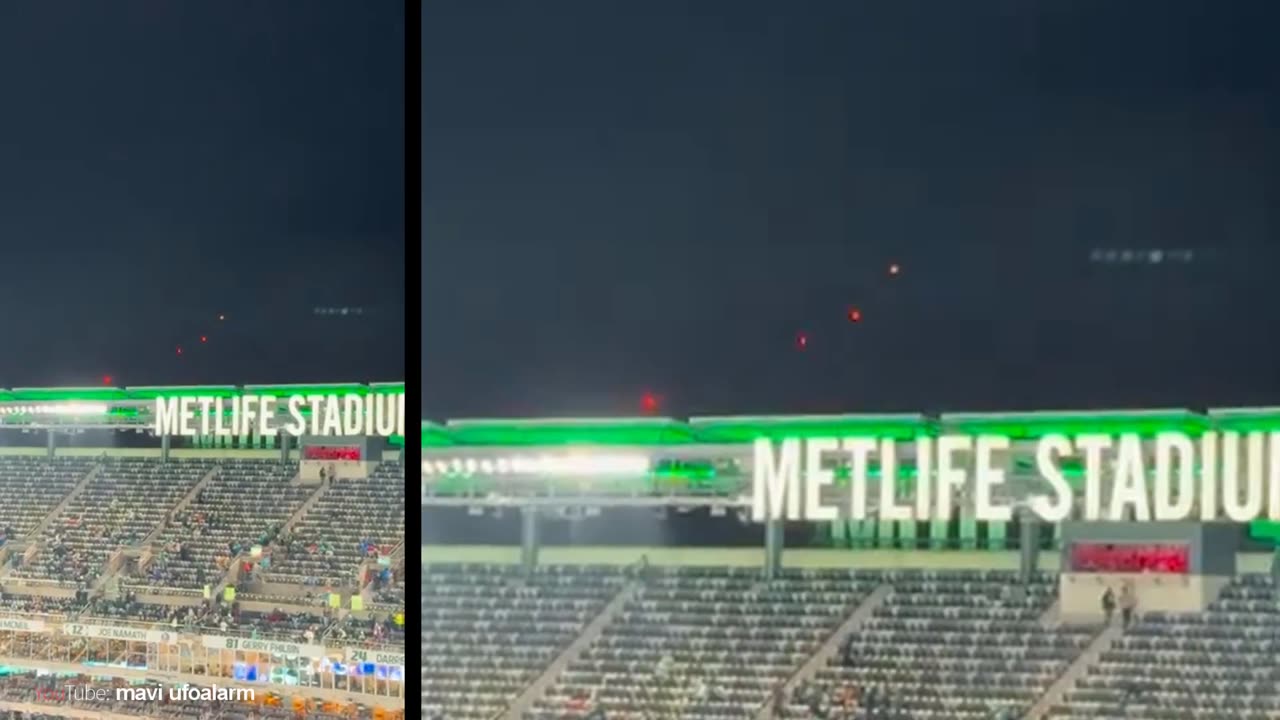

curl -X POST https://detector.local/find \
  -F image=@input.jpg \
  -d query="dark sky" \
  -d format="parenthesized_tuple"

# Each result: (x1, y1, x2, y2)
(0, 3, 404, 388)
(423, 1, 1280, 419)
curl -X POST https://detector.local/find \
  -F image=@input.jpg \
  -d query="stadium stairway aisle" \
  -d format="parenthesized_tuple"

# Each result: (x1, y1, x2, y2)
(207, 472, 333, 600)
(752, 583, 893, 720)
(505, 581, 642, 719)
(1046, 574, 1280, 720)
(139, 464, 219, 545)
(424, 564, 626, 720)
(810, 570, 1098, 720)
(1023, 623, 1122, 720)
(526, 567, 881, 720)
(27, 461, 102, 540)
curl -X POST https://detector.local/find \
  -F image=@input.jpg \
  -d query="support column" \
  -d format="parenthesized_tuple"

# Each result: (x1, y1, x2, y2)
(1019, 510, 1040, 584)
(764, 519, 784, 580)
(161, 434, 171, 464)
(280, 434, 291, 464)
(521, 507, 540, 577)
(46, 431, 56, 460)
(1271, 546, 1280, 601)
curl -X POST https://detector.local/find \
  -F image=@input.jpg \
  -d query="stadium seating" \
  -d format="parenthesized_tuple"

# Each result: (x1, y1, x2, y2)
(0, 457, 92, 538)
(424, 563, 625, 720)
(0, 455, 405, 650)
(269, 461, 405, 586)
(421, 563, 1137, 719)
(811, 569, 1095, 720)
(331, 612, 405, 645)
(200, 605, 328, 643)
(0, 595, 81, 616)
(14, 459, 213, 585)
(0, 450, 404, 718)
(1049, 573, 1280, 720)
(141, 460, 309, 590)
(84, 594, 205, 626)
(530, 566, 880, 720)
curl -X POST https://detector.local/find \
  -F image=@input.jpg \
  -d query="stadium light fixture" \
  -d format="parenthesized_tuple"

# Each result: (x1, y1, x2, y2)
(425, 453, 651, 478)
(0, 403, 109, 416)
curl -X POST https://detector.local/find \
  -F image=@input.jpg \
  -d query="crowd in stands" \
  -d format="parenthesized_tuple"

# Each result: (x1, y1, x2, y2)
(266, 461, 404, 587)
(0, 590, 82, 616)
(85, 593, 206, 626)
(0, 455, 403, 658)
(13, 459, 211, 584)
(331, 612, 405, 645)
(433, 563, 1233, 720)
(0, 457, 90, 538)
(785, 679, 909, 720)
(371, 563, 404, 606)
(197, 604, 327, 643)
(146, 460, 310, 590)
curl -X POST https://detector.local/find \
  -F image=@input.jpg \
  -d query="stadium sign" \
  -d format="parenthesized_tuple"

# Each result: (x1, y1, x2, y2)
(154, 393, 405, 438)
(201, 635, 327, 659)
(0, 618, 46, 633)
(345, 647, 406, 668)
(752, 431, 1280, 524)
(66, 623, 173, 643)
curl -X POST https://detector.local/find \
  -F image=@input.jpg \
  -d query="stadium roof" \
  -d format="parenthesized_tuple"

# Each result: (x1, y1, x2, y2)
(0, 381, 403, 403)
(422, 407, 1280, 448)
(0, 382, 405, 435)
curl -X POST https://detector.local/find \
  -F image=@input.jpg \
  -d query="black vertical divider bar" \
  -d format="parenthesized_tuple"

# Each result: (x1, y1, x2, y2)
(406, 0, 424, 709)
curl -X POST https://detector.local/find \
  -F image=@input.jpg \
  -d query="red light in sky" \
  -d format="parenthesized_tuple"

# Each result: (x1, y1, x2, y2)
(176, 346, 183, 356)
(888, 263, 901, 276)
(201, 336, 208, 343)
(102, 375, 112, 385)
(847, 308, 862, 323)
(796, 332, 809, 349)
(641, 392, 659, 414)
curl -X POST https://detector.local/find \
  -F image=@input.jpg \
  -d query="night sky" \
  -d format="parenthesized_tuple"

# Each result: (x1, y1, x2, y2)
(424, 1, 1280, 419)
(0, 3, 404, 388)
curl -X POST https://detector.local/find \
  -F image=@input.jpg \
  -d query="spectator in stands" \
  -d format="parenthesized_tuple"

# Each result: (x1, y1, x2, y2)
(637, 554, 653, 584)
(838, 683, 858, 717)
(1119, 581, 1137, 627)
(807, 688, 828, 720)
(689, 676, 707, 702)
(842, 639, 859, 667)
(1101, 586, 1116, 624)
(1118, 678, 1148, 711)
(655, 652, 673, 680)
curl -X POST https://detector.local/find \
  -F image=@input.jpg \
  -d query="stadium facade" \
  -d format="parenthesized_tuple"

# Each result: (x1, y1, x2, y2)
(424, 408, 1280, 719)
(0, 382, 405, 717)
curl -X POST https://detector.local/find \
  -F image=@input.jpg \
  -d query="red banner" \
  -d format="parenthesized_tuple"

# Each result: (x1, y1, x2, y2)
(304, 445, 362, 461)
(1069, 543, 1189, 574)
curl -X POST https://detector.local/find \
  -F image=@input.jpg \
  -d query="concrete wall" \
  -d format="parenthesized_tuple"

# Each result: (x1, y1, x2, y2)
(423, 544, 1274, 574)
(1059, 572, 1232, 623)
(0, 447, 401, 461)
(1059, 521, 1240, 575)
(298, 460, 372, 481)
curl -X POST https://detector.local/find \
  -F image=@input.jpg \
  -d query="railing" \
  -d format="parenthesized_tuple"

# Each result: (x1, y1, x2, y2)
(119, 583, 203, 597)
(3, 575, 81, 590)
(423, 474, 751, 499)
(0, 610, 407, 656)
